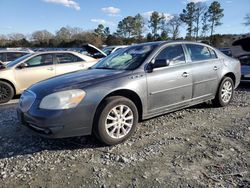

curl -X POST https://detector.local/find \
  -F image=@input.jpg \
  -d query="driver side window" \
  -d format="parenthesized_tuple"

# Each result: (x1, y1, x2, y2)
(25, 54, 53, 67)
(154, 44, 186, 68)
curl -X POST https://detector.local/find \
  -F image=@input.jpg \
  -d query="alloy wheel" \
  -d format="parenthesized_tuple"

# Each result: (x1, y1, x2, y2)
(0, 84, 11, 102)
(221, 80, 233, 103)
(105, 105, 134, 139)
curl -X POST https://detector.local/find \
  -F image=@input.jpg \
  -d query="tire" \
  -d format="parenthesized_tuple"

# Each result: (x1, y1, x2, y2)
(0, 81, 14, 104)
(213, 77, 234, 107)
(94, 96, 138, 145)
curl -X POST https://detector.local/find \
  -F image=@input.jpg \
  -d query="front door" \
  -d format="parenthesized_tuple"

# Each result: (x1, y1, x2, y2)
(54, 53, 86, 75)
(147, 44, 193, 114)
(14, 54, 55, 92)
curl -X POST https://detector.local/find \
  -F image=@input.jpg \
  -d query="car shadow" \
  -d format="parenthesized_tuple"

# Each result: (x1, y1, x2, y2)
(0, 120, 106, 159)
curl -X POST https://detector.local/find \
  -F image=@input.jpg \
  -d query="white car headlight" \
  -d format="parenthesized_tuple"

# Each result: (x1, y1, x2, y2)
(39, 89, 86, 110)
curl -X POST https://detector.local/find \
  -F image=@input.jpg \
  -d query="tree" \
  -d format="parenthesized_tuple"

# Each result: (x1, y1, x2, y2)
(8, 33, 26, 41)
(148, 11, 165, 39)
(133, 14, 145, 40)
(180, 2, 196, 39)
(194, 2, 207, 40)
(207, 1, 224, 39)
(32, 30, 54, 46)
(106, 35, 123, 45)
(94, 24, 105, 37)
(243, 13, 250, 27)
(0, 35, 8, 47)
(56, 27, 72, 43)
(116, 16, 136, 38)
(201, 11, 210, 38)
(146, 33, 153, 42)
(160, 31, 168, 41)
(103, 27, 111, 38)
(168, 15, 182, 40)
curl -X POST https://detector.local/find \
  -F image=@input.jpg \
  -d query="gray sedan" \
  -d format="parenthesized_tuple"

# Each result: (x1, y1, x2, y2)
(17, 41, 241, 145)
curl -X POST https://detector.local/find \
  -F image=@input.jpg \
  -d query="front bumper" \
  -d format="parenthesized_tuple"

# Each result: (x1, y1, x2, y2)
(17, 99, 95, 138)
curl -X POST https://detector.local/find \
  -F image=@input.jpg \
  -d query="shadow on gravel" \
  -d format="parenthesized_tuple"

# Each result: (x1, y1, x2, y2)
(0, 123, 106, 159)
(237, 82, 250, 91)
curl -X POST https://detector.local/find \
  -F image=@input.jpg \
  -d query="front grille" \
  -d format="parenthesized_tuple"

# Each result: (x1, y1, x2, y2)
(19, 90, 36, 112)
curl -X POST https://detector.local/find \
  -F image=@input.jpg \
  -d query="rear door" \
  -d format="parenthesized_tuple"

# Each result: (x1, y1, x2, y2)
(185, 44, 221, 100)
(54, 53, 86, 75)
(14, 54, 55, 91)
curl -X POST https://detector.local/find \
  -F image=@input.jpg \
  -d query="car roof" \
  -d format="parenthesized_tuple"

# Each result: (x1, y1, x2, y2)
(129, 40, 214, 48)
(32, 51, 96, 61)
(0, 51, 30, 53)
(105, 45, 128, 48)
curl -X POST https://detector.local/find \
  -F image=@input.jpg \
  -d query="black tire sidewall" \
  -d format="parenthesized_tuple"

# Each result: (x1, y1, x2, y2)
(95, 96, 138, 145)
(217, 77, 234, 107)
(0, 81, 14, 104)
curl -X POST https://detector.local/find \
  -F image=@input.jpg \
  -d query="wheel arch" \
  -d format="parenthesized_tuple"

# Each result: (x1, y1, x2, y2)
(222, 72, 236, 86)
(93, 89, 143, 128)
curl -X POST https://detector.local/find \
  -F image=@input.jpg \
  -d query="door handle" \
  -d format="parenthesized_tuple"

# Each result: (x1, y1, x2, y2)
(47, 67, 54, 71)
(182, 72, 189, 77)
(213, 66, 218, 71)
(79, 64, 85, 67)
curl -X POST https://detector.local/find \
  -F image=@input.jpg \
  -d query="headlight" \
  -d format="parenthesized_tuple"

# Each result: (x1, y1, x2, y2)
(39, 89, 86, 110)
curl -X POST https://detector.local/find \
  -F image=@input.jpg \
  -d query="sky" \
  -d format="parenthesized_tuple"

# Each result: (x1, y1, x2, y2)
(0, 0, 249, 37)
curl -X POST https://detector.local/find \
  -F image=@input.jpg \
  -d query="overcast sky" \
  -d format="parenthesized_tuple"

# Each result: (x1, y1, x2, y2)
(0, 0, 249, 37)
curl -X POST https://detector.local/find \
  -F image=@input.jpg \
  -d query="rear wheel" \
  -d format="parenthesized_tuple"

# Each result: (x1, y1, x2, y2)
(213, 77, 234, 107)
(0, 81, 14, 104)
(94, 96, 138, 145)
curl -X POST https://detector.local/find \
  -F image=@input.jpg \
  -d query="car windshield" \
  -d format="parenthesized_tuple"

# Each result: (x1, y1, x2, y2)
(92, 44, 156, 70)
(6, 54, 33, 68)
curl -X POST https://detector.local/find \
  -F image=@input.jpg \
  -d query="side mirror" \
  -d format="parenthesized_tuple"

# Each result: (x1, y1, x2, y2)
(146, 62, 154, 73)
(18, 63, 28, 69)
(152, 59, 170, 69)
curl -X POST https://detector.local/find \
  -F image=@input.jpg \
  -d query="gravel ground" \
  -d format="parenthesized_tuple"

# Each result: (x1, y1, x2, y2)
(0, 83, 250, 188)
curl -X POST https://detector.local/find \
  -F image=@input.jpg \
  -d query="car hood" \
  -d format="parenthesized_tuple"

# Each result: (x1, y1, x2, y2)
(82, 44, 107, 59)
(29, 69, 129, 98)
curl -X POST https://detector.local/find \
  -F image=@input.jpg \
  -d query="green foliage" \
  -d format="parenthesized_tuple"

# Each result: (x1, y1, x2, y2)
(168, 15, 182, 40)
(207, 1, 224, 39)
(148, 11, 165, 39)
(180, 2, 196, 39)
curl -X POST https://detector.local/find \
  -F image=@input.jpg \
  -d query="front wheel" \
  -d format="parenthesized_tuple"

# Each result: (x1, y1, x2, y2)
(0, 81, 14, 104)
(213, 77, 234, 107)
(94, 96, 138, 145)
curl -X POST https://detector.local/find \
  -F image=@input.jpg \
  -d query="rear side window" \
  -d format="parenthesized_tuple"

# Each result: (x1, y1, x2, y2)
(155, 44, 186, 66)
(186, 44, 217, 62)
(6, 52, 26, 62)
(55, 53, 83, 64)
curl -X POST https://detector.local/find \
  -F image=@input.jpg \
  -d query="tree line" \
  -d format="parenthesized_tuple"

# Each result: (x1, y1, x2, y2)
(0, 1, 249, 48)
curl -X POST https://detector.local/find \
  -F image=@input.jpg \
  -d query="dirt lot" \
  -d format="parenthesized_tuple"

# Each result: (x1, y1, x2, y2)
(0, 83, 250, 188)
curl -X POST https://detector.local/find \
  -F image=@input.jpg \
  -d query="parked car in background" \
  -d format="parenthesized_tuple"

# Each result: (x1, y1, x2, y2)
(0, 51, 30, 65)
(218, 48, 232, 57)
(0, 51, 98, 103)
(237, 54, 250, 81)
(102, 45, 128, 56)
(17, 41, 241, 145)
(232, 37, 250, 82)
